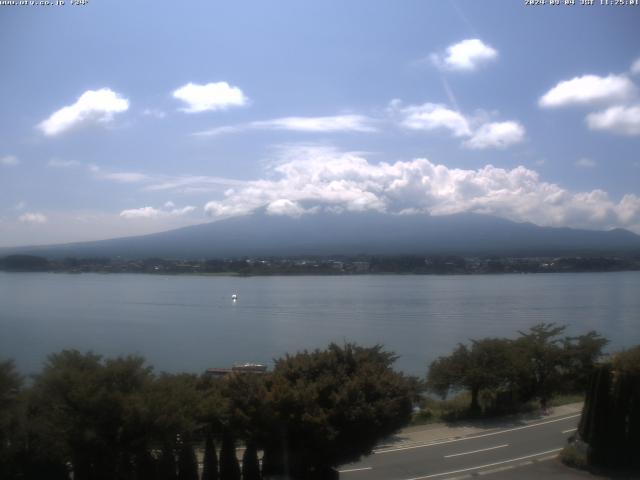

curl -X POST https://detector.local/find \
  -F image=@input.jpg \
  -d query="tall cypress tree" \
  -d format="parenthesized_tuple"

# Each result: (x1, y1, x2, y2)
(177, 442, 199, 480)
(158, 445, 178, 480)
(629, 373, 640, 470)
(586, 365, 612, 466)
(219, 430, 241, 480)
(135, 449, 157, 480)
(202, 433, 219, 480)
(241, 441, 261, 480)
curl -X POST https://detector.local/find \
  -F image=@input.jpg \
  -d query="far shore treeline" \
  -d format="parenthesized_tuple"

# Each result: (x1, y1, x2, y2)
(1, 253, 640, 275)
(2, 324, 636, 479)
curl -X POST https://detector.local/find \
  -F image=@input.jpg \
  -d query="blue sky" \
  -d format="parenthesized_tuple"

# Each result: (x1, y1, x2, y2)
(1, 0, 639, 247)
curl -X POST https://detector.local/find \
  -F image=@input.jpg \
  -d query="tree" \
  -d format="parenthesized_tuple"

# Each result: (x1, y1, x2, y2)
(513, 323, 567, 408)
(201, 432, 219, 480)
(427, 338, 515, 413)
(577, 347, 640, 470)
(561, 331, 608, 392)
(219, 429, 241, 480)
(177, 441, 199, 480)
(241, 441, 261, 480)
(27, 350, 155, 480)
(158, 444, 178, 480)
(265, 343, 413, 478)
(0, 360, 24, 479)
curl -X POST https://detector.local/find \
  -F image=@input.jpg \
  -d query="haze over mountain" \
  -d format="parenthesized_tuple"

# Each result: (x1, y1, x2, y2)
(4, 212, 640, 260)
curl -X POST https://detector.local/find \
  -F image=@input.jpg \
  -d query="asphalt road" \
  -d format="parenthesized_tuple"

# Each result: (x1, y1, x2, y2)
(338, 413, 581, 480)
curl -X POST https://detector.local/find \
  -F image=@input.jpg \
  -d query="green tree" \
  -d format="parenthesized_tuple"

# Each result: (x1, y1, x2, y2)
(561, 331, 608, 392)
(427, 338, 515, 413)
(265, 343, 413, 478)
(158, 444, 178, 480)
(219, 429, 241, 480)
(241, 441, 261, 480)
(177, 441, 199, 480)
(201, 432, 219, 480)
(513, 323, 567, 408)
(28, 350, 155, 480)
(0, 360, 24, 479)
(577, 348, 640, 470)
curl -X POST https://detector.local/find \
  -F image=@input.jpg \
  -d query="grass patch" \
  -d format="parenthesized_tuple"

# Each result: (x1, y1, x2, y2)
(548, 393, 584, 407)
(560, 444, 588, 470)
(411, 391, 583, 426)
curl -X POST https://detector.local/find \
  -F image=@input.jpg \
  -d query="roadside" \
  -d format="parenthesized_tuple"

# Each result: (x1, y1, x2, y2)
(376, 402, 584, 452)
(338, 403, 608, 479)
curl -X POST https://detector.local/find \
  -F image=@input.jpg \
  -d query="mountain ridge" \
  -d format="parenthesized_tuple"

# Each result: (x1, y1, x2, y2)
(3, 212, 640, 259)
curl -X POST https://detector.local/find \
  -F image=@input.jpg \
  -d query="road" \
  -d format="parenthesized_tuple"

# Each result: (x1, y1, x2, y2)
(338, 413, 580, 480)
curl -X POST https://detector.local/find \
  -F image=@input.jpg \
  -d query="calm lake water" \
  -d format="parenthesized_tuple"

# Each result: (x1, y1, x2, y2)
(1, 271, 639, 376)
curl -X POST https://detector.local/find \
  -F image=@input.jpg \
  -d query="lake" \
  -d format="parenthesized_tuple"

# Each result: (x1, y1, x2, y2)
(1, 271, 639, 376)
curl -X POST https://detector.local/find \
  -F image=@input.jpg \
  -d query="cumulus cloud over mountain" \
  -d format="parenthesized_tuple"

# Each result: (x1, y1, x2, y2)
(203, 147, 640, 233)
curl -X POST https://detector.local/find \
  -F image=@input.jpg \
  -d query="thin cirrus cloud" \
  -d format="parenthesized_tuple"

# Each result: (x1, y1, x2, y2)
(119, 205, 196, 219)
(88, 165, 150, 183)
(48, 158, 82, 168)
(538, 74, 636, 108)
(38, 88, 130, 136)
(430, 38, 498, 72)
(19, 212, 47, 224)
(193, 114, 377, 136)
(575, 157, 597, 168)
(202, 146, 640, 233)
(1, 155, 20, 166)
(631, 57, 640, 75)
(390, 100, 525, 150)
(172, 82, 248, 113)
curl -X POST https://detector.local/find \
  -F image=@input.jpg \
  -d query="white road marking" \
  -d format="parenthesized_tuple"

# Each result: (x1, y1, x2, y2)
(444, 444, 509, 458)
(338, 467, 373, 473)
(375, 414, 580, 454)
(562, 428, 577, 434)
(403, 448, 563, 480)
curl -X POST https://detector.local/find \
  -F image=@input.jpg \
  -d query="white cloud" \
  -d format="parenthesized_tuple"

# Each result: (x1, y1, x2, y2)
(173, 82, 248, 113)
(586, 104, 640, 136)
(142, 108, 166, 119)
(38, 88, 129, 136)
(431, 39, 498, 71)
(88, 164, 150, 183)
(194, 114, 377, 136)
(464, 121, 525, 150)
(48, 158, 81, 168)
(19, 212, 47, 224)
(100, 172, 150, 183)
(631, 57, 640, 75)
(265, 199, 310, 218)
(253, 115, 376, 133)
(392, 101, 525, 149)
(202, 146, 640, 233)
(539, 74, 635, 108)
(120, 204, 196, 219)
(1, 155, 19, 166)
(392, 101, 472, 137)
(164, 201, 176, 208)
(575, 158, 597, 168)
(143, 175, 246, 194)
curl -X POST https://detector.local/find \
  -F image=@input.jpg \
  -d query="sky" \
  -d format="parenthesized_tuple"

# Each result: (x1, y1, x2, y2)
(1, 0, 639, 247)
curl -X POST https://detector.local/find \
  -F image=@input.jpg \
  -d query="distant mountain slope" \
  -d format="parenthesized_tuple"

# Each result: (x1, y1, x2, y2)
(3, 212, 640, 259)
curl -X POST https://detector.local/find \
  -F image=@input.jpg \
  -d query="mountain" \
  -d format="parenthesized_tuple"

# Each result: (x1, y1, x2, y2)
(3, 212, 640, 259)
